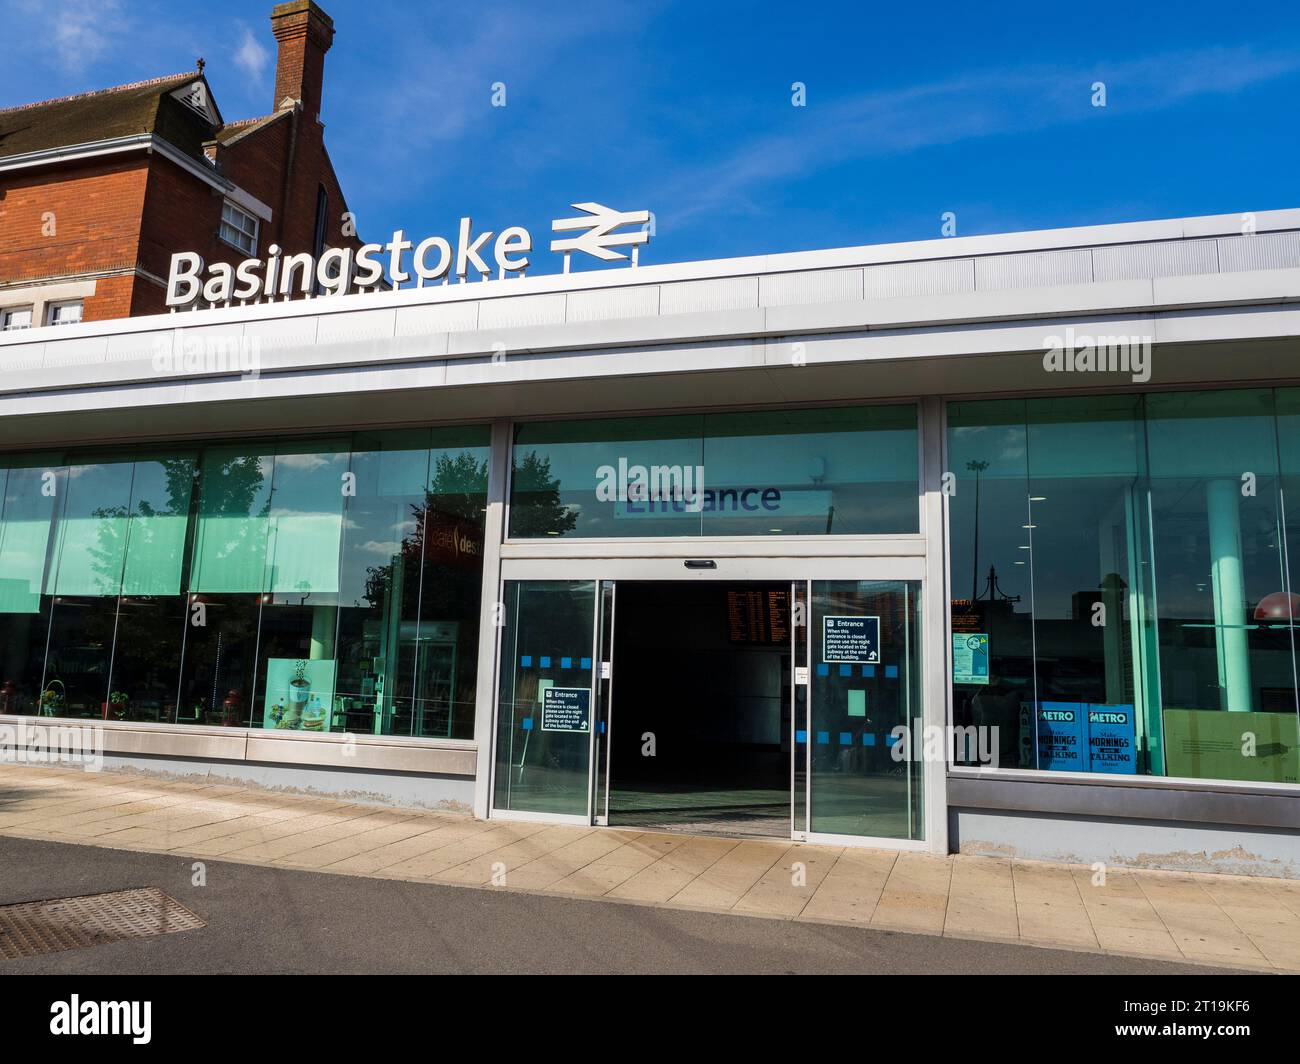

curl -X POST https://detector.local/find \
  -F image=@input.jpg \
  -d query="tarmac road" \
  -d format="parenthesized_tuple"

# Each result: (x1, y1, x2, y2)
(0, 835, 1238, 975)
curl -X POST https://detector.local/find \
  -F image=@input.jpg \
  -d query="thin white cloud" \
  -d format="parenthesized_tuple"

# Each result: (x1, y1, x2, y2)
(232, 21, 270, 86)
(356, 539, 402, 557)
(15, 0, 129, 74)
(274, 453, 337, 471)
(648, 46, 1300, 230)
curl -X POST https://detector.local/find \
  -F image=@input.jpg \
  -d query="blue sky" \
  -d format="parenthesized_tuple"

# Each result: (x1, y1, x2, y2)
(3, 0, 1299, 275)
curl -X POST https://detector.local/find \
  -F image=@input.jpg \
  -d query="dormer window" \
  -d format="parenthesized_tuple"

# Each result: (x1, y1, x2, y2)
(219, 200, 259, 256)
(171, 78, 219, 123)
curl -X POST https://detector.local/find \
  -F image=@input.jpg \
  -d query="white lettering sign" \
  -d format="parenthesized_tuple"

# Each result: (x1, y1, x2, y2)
(165, 202, 651, 309)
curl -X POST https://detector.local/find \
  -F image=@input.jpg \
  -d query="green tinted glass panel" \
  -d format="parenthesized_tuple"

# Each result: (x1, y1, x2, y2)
(335, 430, 431, 736)
(47, 459, 134, 597)
(120, 455, 197, 596)
(702, 406, 918, 535)
(265, 439, 349, 595)
(0, 457, 61, 614)
(946, 390, 1300, 785)
(508, 404, 918, 538)
(189, 445, 274, 593)
(511, 415, 703, 537)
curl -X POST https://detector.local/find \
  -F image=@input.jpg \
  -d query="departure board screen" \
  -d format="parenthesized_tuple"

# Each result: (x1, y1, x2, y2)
(727, 588, 791, 644)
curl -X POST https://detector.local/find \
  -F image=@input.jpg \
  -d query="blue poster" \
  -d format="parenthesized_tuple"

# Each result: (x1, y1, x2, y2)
(1035, 702, 1086, 771)
(1086, 704, 1137, 774)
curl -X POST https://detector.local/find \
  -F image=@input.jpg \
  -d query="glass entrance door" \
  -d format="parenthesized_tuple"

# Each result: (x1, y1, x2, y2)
(804, 579, 924, 841)
(491, 566, 926, 845)
(492, 580, 599, 819)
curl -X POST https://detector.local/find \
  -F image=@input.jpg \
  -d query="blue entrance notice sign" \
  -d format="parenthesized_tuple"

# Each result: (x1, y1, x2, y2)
(1035, 702, 1086, 771)
(541, 687, 591, 733)
(822, 616, 881, 664)
(1086, 704, 1137, 774)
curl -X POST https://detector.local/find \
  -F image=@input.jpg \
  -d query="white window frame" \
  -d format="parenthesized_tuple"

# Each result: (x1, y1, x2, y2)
(1, 305, 34, 331)
(45, 300, 83, 327)
(219, 200, 259, 256)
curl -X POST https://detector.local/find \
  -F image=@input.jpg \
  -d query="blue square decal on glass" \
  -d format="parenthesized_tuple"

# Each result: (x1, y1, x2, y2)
(581, 657, 592, 670)
(816, 731, 830, 744)
(540, 656, 551, 668)
(886, 731, 901, 745)
(885, 665, 898, 679)
(795, 729, 808, 743)
(862, 665, 875, 678)
(520, 655, 532, 668)
(838, 664, 852, 677)
(561, 657, 572, 669)
(816, 663, 829, 677)
(839, 731, 852, 745)
(521, 718, 533, 731)
(862, 733, 876, 746)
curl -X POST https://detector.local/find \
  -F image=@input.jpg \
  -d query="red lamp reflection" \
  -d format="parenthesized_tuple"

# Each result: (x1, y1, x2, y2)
(1253, 591, 1300, 623)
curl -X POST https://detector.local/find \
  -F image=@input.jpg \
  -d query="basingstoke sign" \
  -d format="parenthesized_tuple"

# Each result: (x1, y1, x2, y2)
(166, 202, 651, 309)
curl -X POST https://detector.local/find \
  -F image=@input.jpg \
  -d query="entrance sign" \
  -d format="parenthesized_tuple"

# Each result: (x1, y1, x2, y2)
(822, 615, 880, 664)
(614, 488, 832, 519)
(952, 633, 990, 685)
(541, 687, 591, 733)
(165, 202, 652, 309)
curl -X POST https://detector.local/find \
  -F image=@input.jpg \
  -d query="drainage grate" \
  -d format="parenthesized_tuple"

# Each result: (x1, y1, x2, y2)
(0, 888, 205, 960)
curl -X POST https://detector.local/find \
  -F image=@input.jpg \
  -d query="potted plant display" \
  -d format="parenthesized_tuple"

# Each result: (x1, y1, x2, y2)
(40, 680, 65, 717)
(109, 690, 129, 721)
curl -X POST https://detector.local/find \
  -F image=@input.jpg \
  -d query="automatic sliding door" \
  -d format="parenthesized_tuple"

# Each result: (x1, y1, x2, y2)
(791, 580, 809, 835)
(492, 580, 598, 817)
(592, 580, 616, 824)
(808, 579, 923, 840)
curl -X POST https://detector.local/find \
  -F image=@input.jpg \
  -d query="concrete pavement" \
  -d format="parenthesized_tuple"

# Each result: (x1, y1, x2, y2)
(1, 763, 1297, 972)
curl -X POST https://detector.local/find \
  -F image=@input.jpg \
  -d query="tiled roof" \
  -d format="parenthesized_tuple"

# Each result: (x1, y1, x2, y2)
(211, 110, 290, 146)
(0, 72, 214, 162)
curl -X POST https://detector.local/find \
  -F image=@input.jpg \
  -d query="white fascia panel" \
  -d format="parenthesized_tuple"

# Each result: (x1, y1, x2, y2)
(1153, 306, 1300, 345)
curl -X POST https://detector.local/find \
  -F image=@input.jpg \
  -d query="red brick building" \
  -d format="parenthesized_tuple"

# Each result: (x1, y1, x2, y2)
(0, 0, 360, 328)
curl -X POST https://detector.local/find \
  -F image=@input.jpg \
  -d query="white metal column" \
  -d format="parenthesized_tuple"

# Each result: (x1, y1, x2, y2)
(921, 395, 951, 855)
(471, 419, 512, 819)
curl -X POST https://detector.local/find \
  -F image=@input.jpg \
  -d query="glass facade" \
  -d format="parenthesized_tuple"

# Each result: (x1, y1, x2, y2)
(948, 390, 1300, 785)
(509, 404, 919, 538)
(0, 427, 489, 738)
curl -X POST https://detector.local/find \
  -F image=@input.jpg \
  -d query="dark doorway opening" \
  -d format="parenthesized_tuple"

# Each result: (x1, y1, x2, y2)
(608, 581, 791, 837)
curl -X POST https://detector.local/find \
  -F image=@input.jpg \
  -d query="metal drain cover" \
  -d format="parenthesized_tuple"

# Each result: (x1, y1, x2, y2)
(0, 888, 205, 960)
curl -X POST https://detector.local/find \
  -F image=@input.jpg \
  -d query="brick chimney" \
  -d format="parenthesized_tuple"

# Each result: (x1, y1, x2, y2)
(270, 0, 334, 120)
